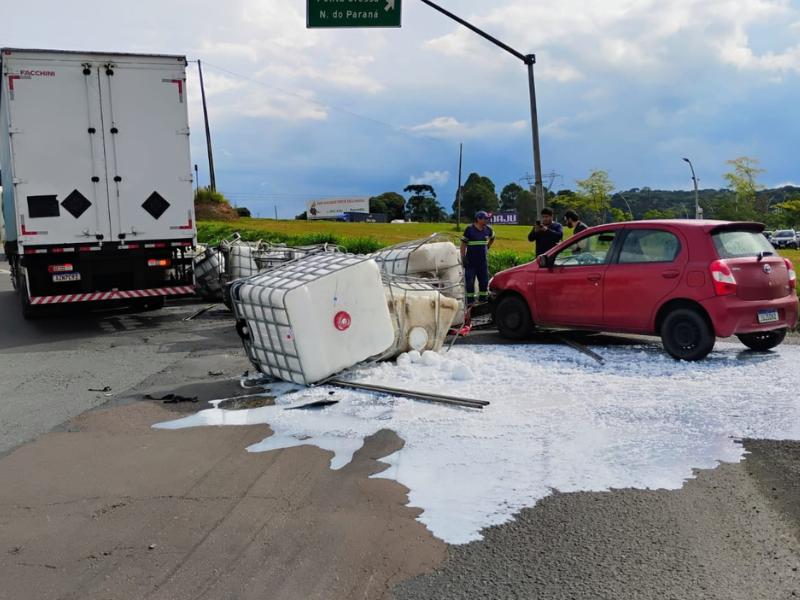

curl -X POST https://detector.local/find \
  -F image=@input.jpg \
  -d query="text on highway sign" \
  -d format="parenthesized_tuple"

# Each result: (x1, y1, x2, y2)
(307, 0, 402, 28)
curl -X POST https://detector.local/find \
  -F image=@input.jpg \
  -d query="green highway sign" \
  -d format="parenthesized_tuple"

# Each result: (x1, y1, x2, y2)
(307, 0, 402, 28)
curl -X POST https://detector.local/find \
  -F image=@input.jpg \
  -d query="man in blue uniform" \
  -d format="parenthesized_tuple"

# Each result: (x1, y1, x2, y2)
(461, 210, 495, 306)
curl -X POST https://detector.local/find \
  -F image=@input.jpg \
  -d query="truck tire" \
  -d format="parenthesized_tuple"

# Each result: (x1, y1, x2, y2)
(19, 273, 38, 320)
(494, 295, 533, 340)
(737, 328, 787, 352)
(660, 308, 715, 361)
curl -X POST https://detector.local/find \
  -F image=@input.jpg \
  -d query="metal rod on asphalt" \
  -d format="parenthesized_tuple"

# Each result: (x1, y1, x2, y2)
(197, 60, 217, 193)
(328, 378, 489, 409)
(418, 0, 545, 214)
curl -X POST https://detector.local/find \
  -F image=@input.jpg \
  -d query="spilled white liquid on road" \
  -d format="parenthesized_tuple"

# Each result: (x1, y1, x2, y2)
(154, 343, 800, 544)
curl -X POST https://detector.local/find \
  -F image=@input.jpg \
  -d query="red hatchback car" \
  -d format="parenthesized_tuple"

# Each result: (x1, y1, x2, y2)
(490, 220, 798, 360)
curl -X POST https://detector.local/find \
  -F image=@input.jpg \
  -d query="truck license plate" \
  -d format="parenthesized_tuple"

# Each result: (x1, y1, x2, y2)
(757, 309, 779, 324)
(52, 273, 81, 282)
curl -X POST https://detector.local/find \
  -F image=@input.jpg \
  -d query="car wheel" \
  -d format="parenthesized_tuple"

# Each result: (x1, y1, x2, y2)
(660, 308, 715, 361)
(494, 295, 533, 340)
(737, 328, 787, 352)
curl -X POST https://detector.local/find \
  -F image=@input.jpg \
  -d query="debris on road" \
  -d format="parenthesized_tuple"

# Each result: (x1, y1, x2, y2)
(88, 386, 112, 393)
(328, 378, 487, 409)
(145, 393, 199, 404)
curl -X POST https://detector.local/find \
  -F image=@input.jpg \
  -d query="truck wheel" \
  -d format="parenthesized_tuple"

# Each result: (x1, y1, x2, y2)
(19, 274, 38, 320)
(661, 308, 715, 361)
(494, 295, 533, 340)
(737, 328, 787, 352)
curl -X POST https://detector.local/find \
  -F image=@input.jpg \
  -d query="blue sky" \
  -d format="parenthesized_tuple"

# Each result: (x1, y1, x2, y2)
(5, 0, 800, 217)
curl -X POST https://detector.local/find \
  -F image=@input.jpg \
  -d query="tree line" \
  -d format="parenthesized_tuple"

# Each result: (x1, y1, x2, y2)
(297, 156, 800, 227)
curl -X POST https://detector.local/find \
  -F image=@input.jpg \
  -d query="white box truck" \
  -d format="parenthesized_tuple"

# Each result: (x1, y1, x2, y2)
(0, 48, 196, 317)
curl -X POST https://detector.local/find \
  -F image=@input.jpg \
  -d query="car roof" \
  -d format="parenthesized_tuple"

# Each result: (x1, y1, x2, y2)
(585, 219, 764, 233)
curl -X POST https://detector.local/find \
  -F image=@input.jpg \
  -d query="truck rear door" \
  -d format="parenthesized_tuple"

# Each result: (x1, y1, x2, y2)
(5, 53, 111, 246)
(98, 58, 193, 243)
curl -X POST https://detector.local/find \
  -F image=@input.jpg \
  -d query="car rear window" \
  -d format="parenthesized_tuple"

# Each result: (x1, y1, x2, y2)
(774, 230, 794, 237)
(712, 230, 775, 259)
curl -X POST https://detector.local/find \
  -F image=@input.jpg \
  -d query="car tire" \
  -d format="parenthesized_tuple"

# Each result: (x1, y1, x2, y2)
(494, 295, 533, 340)
(661, 308, 715, 361)
(737, 328, 787, 352)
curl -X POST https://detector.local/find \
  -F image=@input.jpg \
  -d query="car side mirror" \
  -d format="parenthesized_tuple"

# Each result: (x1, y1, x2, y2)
(538, 254, 552, 269)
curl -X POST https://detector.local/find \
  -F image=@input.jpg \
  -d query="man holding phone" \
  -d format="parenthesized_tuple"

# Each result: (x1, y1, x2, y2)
(527, 207, 563, 256)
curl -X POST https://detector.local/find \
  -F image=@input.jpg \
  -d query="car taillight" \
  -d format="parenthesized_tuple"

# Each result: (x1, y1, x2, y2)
(710, 260, 737, 296)
(147, 259, 170, 268)
(784, 258, 796, 291)
(47, 264, 74, 273)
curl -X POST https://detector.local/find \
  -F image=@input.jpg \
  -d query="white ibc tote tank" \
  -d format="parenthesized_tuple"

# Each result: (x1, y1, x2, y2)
(231, 254, 395, 385)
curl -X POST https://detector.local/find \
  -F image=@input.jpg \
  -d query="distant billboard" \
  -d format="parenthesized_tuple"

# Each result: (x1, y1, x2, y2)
(490, 210, 518, 225)
(307, 197, 369, 220)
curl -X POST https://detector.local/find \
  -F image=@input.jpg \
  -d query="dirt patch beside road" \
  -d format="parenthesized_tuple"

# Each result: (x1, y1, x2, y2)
(394, 439, 800, 600)
(0, 401, 445, 600)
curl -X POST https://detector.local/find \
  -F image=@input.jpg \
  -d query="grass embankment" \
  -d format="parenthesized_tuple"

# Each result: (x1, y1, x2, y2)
(198, 219, 800, 275)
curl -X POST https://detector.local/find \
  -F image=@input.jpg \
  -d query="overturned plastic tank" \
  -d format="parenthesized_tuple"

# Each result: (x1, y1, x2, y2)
(372, 234, 466, 326)
(378, 278, 460, 359)
(194, 247, 225, 299)
(231, 253, 396, 385)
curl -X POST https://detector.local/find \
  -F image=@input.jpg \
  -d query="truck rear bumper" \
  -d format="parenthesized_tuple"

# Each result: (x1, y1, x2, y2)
(29, 285, 195, 305)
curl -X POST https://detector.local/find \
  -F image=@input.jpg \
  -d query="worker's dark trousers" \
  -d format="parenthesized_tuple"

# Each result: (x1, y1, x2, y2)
(465, 263, 489, 305)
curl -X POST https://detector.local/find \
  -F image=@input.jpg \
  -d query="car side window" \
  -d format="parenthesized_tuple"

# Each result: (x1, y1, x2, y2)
(618, 229, 681, 264)
(554, 231, 618, 267)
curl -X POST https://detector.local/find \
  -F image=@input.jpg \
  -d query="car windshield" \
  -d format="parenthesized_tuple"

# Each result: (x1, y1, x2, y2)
(774, 230, 794, 237)
(712, 230, 775, 259)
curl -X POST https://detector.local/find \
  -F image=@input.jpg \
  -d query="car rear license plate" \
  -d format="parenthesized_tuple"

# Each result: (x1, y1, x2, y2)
(52, 273, 81, 282)
(757, 309, 779, 324)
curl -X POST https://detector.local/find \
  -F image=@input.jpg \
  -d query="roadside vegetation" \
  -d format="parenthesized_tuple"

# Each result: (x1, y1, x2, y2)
(198, 219, 799, 275)
(202, 154, 800, 275)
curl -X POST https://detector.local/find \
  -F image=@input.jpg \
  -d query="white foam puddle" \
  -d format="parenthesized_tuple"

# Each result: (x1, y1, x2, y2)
(154, 343, 800, 544)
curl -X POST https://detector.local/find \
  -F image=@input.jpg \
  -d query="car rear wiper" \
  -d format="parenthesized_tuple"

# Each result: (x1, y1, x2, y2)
(757, 250, 774, 261)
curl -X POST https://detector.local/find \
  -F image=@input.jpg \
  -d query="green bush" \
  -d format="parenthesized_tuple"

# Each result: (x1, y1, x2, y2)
(489, 250, 531, 275)
(195, 187, 229, 205)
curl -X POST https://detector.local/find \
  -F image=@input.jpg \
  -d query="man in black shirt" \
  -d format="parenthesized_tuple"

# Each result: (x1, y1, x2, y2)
(528, 207, 563, 256)
(564, 209, 588, 236)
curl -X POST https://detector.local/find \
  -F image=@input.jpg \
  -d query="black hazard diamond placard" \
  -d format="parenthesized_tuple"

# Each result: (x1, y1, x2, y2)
(142, 192, 170, 220)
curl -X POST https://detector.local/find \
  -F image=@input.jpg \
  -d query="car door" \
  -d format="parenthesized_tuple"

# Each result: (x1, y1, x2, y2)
(602, 227, 688, 331)
(535, 229, 620, 327)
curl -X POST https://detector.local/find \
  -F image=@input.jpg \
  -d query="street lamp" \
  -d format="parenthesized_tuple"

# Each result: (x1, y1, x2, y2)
(682, 158, 702, 219)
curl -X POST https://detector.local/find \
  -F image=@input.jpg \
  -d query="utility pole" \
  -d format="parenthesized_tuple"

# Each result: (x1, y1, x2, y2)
(456, 142, 463, 228)
(197, 60, 217, 192)
(274, 205, 278, 220)
(418, 0, 546, 213)
(682, 157, 701, 219)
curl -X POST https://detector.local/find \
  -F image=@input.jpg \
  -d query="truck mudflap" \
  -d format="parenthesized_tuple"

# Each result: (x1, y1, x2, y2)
(29, 285, 194, 305)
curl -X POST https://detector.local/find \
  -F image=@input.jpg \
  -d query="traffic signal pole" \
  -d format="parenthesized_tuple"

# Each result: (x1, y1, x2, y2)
(418, 0, 546, 213)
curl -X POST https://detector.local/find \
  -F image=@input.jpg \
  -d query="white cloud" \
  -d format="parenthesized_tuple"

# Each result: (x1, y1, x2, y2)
(406, 116, 527, 140)
(410, 170, 451, 186)
(424, 0, 799, 78)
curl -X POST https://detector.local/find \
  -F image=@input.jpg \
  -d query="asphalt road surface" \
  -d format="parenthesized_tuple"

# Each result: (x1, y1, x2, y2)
(0, 259, 798, 599)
